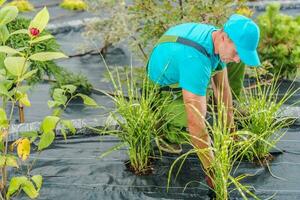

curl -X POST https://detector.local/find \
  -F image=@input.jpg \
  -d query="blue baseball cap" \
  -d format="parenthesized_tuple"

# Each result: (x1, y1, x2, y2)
(224, 14, 261, 67)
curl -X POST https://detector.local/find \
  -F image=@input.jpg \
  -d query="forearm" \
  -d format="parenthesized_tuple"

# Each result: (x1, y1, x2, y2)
(182, 90, 214, 170)
(188, 122, 214, 170)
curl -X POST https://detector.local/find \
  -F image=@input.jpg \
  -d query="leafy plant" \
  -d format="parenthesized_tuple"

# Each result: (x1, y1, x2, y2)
(5, 17, 61, 85)
(60, 0, 87, 11)
(236, 73, 299, 163)
(8, 0, 34, 12)
(257, 3, 300, 79)
(6, 17, 93, 98)
(168, 102, 260, 200)
(101, 64, 172, 174)
(50, 67, 93, 97)
(0, 5, 68, 199)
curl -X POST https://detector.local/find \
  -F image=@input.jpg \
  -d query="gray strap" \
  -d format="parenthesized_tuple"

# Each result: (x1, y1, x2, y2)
(176, 36, 211, 58)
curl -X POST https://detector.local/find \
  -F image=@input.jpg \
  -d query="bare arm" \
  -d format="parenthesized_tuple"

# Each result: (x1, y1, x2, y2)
(211, 68, 234, 128)
(182, 89, 214, 170)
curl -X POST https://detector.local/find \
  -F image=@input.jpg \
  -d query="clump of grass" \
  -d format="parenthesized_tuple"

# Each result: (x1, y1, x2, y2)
(60, 0, 87, 11)
(101, 64, 173, 175)
(168, 102, 260, 200)
(8, 0, 34, 12)
(236, 74, 299, 163)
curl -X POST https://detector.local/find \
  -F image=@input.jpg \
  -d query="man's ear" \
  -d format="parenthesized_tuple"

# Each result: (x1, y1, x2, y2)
(221, 32, 227, 42)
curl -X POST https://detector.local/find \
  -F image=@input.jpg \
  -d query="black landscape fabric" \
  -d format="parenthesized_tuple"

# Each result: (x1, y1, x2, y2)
(11, 125, 300, 200)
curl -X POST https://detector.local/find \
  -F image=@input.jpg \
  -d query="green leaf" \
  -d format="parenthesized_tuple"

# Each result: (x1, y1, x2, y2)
(0, 107, 8, 127)
(0, 0, 7, 7)
(23, 180, 39, 199)
(10, 29, 29, 36)
(52, 108, 62, 117)
(6, 176, 27, 199)
(0, 52, 5, 69)
(31, 175, 43, 192)
(41, 116, 60, 133)
(4, 56, 28, 77)
(0, 155, 5, 166)
(0, 46, 22, 55)
(61, 127, 67, 141)
(19, 93, 31, 107)
(0, 82, 10, 98)
(62, 84, 77, 94)
(0, 140, 4, 151)
(29, 52, 68, 61)
(29, 7, 49, 34)
(53, 88, 67, 105)
(38, 130, 55, 151)
(20, 131, 38, 138)
(29, 34, 54, 44)
(0, 25, 9, 43)
(47, 100, 60, 108)
(61, 120, 76, 134)
(0, 6, 18, 26)
(6, 155, 18, 168)
(19, 69, 38, 81)
(78, 94, 98, 107)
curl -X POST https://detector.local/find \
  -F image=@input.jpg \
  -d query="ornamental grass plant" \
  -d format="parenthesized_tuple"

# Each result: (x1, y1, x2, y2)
(168, 101, 260, 200)
(100, 63, 174, 175)
(236, 74, 299, 163)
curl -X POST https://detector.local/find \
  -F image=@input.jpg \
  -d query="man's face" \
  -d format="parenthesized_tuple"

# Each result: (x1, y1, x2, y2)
(218, 34, 240, 64)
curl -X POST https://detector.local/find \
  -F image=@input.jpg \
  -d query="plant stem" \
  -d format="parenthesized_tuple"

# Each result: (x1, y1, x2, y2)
(130, 36, 147, 61)
(2, 100, 16, 196)
(178, 0, 183, 19)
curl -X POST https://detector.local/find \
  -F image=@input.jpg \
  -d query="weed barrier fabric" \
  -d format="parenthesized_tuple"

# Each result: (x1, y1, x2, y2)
(9, 126, 300, 200)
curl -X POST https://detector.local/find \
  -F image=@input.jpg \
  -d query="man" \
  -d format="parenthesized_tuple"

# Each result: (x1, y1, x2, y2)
(147, 14, 261, 189)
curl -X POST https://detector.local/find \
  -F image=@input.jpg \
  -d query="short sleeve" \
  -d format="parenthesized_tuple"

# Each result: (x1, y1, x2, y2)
(178, 55, 212, 96)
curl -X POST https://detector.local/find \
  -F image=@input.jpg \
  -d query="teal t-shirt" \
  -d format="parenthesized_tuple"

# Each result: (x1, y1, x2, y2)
(148, 23, 226, 96)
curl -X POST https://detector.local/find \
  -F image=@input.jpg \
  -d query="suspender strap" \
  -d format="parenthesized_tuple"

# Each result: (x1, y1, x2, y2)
(147, 35, 211, 92)
(156, 35, 210, 58)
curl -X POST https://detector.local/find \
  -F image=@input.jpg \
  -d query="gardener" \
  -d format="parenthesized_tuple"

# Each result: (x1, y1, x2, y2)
(147, 14, 261, 190)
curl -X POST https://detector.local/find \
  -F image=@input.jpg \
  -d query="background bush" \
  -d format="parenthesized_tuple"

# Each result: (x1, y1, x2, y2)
(257, 3, 300, 79)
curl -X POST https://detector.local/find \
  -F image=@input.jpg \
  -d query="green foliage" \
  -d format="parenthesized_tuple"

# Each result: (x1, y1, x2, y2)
(236, 74, 299, 162)
(85, 0, 246, 59)
(101, 65, 171, 174)
(60, 0, 87, 11)
(8, 0, 34, 12)
(6, 176, 42, 200)
(51, 67, 93, 96)
(0, 5, 18, 26)
(168, 103, 260, 200)
(6, 17, 62, 84)
(257, 3, 300, 79)
(5, 16, 93, 96)
(0, 7, 70, 199)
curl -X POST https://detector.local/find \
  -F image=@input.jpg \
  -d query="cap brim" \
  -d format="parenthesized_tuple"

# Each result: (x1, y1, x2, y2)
(236, 46, 261, 67)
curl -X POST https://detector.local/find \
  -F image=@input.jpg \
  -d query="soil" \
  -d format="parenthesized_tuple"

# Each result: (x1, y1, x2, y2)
(124, 159, 154, 176)
(253, 153, 275, 166)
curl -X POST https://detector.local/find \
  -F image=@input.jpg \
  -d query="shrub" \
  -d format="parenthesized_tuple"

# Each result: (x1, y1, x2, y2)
(8, 0, 34, 12)
(60, 0, 87, 11)
(236, 74, 299, 163)
(84, 0, 247, 60)
(257, 3, 300, 79)
(6, 17, 61, 85)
